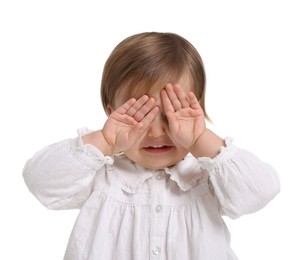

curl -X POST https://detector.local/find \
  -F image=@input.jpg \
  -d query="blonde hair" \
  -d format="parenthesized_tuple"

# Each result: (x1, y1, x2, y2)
(101, 32, 209, 119)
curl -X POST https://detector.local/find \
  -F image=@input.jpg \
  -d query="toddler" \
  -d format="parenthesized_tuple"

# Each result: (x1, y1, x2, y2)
(23, 32, 280, 260)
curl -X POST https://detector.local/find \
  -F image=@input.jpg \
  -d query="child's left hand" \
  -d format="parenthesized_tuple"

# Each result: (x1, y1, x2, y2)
(161, 84, 206, 150)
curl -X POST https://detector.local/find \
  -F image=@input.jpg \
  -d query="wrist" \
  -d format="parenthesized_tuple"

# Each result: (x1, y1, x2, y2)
(82, 130, 114, 156)
(190, 129, 225, 158)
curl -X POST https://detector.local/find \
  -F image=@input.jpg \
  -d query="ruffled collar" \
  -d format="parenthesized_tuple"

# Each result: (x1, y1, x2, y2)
(111, 154, 206, 193)
(109, 137, 236, 193)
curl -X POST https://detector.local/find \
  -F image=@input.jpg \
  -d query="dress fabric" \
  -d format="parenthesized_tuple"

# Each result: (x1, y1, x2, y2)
(23, 128, 280, 260)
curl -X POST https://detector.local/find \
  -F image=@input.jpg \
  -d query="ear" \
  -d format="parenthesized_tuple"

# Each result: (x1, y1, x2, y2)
(106, 105, 114, 115)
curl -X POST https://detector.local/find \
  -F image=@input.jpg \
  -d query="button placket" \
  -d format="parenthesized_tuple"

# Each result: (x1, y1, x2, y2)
(150, 170, 166, 257)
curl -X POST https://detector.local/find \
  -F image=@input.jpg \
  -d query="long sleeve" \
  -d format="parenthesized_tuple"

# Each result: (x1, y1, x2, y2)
(23, 129, 113, 210)
(199, 138, 280, 219)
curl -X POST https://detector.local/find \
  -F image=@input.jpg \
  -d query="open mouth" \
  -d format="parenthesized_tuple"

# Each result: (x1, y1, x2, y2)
(143, 145, 173, 153)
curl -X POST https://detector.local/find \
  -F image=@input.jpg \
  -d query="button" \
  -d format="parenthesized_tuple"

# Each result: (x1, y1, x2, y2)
(155, 205, 162, 213)
(152, 246, 161, 255)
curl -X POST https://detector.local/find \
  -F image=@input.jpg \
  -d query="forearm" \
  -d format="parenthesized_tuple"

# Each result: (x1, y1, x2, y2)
(82, 130, 112, 156)
(206, 143, 280, 218)
(190, 129, 225, 158)
(23, 136, 106, 209)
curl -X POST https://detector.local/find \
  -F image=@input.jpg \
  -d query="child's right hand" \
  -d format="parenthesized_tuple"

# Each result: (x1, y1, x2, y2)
(101, 95, 159, 156)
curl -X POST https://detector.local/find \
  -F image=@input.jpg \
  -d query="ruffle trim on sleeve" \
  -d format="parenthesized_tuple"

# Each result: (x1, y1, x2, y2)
(196, 137, 238, 171)
(162, 137, 238, 192)
(76, 127, 114, 165)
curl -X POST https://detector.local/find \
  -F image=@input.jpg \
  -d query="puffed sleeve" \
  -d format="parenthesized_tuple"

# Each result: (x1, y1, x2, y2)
(23, 128, 113, 210)
(199, 138, 280, 219)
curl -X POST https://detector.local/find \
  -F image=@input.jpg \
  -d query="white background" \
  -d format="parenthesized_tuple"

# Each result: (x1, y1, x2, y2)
(0, 0, 297, 259)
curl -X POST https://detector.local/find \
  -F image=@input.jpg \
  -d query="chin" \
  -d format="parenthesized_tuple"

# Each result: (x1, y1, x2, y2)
(124, 150, 187, 170)
(140, 159, 179, 170)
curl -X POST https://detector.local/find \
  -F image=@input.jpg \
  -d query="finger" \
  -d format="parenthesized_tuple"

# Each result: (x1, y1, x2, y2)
(173, 84, 190, 108)
(161, 89, 175, 114)
(126, 95, 149, 117)
(161, 89, 178, 125)
(116, 98, 137, 115)
(165, 83, 182, 111)
(188, 92, 202, 110)
(133, 97, 156, 121)
(134, 106, 160, 132)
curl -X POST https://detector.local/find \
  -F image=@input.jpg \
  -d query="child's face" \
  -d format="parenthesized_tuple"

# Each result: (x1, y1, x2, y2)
(114, 74, 193, 170)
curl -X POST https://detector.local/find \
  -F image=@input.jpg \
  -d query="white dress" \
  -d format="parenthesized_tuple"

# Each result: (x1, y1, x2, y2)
(23, 128, 280, 260)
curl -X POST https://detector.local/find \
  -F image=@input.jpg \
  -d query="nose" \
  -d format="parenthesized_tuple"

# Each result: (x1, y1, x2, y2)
(147, 113, 166, 137)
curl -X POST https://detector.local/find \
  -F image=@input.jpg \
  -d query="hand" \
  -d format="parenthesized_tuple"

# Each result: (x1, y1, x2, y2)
(161, 83, 206, 150)
(101, 95, 159, 155)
